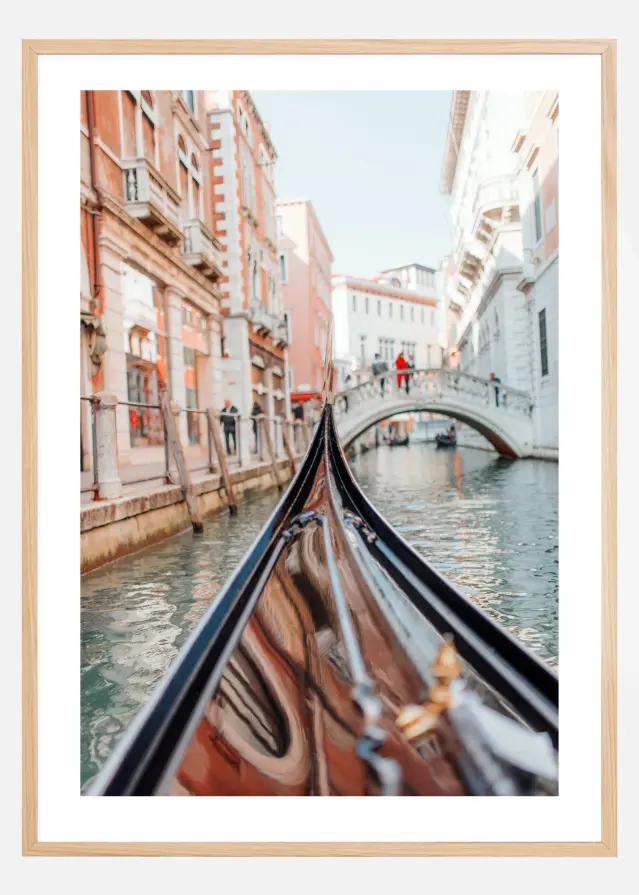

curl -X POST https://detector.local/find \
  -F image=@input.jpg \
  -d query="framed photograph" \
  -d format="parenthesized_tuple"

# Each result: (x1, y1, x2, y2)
(23, 39, 616, 856)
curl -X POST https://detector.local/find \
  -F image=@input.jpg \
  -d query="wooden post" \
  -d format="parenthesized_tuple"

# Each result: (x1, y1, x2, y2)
(260, 415, 283, 490)
(159, 388, 203, 532)
(281, 419, 297, 477)
(206, 409, 237, 515)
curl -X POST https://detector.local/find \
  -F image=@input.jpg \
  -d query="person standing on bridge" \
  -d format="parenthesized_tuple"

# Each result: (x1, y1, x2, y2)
(220, 398, 239, 455)
(490, 372, 501, 408)
(395, 350, 409, 395)
(372, 353, 388, 396)
(343, 374, 352, 413)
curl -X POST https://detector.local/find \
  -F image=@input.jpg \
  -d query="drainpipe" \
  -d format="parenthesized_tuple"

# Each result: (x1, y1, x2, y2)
(86, 90, 103, 315)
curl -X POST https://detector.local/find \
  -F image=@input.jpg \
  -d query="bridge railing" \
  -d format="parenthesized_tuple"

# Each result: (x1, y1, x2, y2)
(333, 368, 533, 420)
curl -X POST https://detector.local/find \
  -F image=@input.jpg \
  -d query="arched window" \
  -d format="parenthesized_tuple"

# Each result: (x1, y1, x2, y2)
(176, 137, 202, 220)
(190, 153, 201, 218)
(177, 134, 189, 219)
(253, 262, 261, 304)
(122, 90, 157, 164)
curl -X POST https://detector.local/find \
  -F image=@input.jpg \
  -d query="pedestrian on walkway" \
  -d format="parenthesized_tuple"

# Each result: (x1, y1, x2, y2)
(251, 399, 262, 453)
(489, 372, 501, 408)
(372, 352, 389, 396)
(220, 398, 239, 455)
(395, 350, 409, 395)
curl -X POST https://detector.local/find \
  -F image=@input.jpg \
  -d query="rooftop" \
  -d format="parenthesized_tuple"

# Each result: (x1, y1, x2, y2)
(380, 262, 436, 274)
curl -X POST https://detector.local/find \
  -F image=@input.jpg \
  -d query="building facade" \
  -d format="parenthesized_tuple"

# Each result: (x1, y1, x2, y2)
(205, 91, 290, 445)
(277, 200, 334, 403)
(441, 90, 559, 451)
(80, 90, 224, 472)
(331, 265, 440, 383)
(514, 93, 559, 449)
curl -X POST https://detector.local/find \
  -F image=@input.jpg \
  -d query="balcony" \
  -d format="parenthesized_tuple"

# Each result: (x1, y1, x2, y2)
(248, 301, 287, 342)
(472, 174, 520, 224)
(122, 158, 182, 246)
(183, 219, 224, 282)
(274, 319, 289, 347)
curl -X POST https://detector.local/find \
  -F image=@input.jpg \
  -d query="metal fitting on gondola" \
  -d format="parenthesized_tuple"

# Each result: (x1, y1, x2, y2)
(343, 509, 378, 543)
(396, 637, 462, 746)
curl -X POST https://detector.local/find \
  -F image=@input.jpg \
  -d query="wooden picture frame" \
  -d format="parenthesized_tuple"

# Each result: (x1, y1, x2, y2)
(22, 38, 617, 857)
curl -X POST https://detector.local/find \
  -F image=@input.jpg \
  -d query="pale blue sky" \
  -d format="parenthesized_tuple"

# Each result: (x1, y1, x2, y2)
(253, 91, 453, 278)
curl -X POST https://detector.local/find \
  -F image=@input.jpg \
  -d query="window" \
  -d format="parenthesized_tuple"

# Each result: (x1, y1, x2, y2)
(122, 90, 157, 164)
(410, 305, 414, 322)
(288, 369, 294, 390)
(183, 91, 195, 113)
(431, 310, 435, 325)
(198, 314, 207, 333)
(279, 252, 288, 284)
(276, 215, 283, 237)
(181, 306, 193, 327)
(359, 334, 367, 366)
(389, 303, 393, 318)
(421, 308, 424, 324)
(176, 136, 202, 220)
(377, 299, 382, 316)
(539, 309, 549, 377)
(533, 169, 543, 243)
(253, 262, 261, 303)
(365, 296, 369, 314)
(400, 304, 404, 320)
(352, 294, 357, 312)
(183, 346, 195, 367)
(185, 387, 197, 408)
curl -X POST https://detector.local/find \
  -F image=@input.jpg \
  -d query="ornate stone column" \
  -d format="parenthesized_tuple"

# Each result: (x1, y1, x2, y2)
(164, 285, 188, 445)
(98, 231, 131, 465)
(94, 392, 123, 499)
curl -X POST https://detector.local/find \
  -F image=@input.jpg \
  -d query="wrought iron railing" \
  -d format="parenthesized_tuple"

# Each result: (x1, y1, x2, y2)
(81, 397, 310, 498)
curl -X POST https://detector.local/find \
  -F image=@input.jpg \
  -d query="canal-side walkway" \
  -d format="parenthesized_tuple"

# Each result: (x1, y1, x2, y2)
(81, 454, 296, 573)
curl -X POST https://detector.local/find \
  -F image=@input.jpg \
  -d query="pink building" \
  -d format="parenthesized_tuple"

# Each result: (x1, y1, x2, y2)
(277, 200, 333, 407)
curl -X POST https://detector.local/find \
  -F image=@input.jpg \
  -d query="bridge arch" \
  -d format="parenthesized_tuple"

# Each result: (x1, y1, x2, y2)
(336, 398, 527, 458)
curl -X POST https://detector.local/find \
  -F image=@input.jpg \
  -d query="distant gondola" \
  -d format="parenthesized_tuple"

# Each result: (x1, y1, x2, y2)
(388, 435, 410, 447)
(436, 432, 457, 448)
(90, 354, 557, 798)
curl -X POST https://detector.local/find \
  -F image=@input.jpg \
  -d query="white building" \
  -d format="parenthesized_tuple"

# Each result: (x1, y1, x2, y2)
(514, 93, 559, 450)
(331, 265, 440, 384)
(441, 91, 559, 453)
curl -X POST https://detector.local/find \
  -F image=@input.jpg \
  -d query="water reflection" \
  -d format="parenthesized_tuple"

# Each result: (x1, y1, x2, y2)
(350, 444, 558, 665)
(81, 444, 558, 787)
(81, 490, 282, 787)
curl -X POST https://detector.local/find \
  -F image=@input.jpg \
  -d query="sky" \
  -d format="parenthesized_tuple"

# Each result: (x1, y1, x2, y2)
(253, 91, 453, 278)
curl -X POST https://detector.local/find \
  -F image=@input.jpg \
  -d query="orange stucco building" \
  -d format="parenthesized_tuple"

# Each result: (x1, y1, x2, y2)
(204, 91, 290, 449)
(276, 200, 333, 406)
(80, 90, 224, 467)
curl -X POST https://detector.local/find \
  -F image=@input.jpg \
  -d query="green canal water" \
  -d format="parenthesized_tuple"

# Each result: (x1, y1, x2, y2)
(81, 442, 558, 787)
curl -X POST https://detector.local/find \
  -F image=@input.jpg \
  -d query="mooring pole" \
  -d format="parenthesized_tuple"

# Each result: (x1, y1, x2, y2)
(206, 408, 238, 515)
(260, 415, 283, 490)
(159, 388, 203, 532)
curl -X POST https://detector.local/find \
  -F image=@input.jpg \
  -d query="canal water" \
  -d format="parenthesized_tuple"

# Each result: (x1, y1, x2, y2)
(80, 442, 558, 787)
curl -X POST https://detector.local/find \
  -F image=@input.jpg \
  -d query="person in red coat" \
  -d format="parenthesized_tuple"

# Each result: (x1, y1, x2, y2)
(395, 350, 409, 394)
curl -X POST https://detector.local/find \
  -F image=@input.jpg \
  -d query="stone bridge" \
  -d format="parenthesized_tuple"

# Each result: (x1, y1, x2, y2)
(333, 368, 534, 458)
